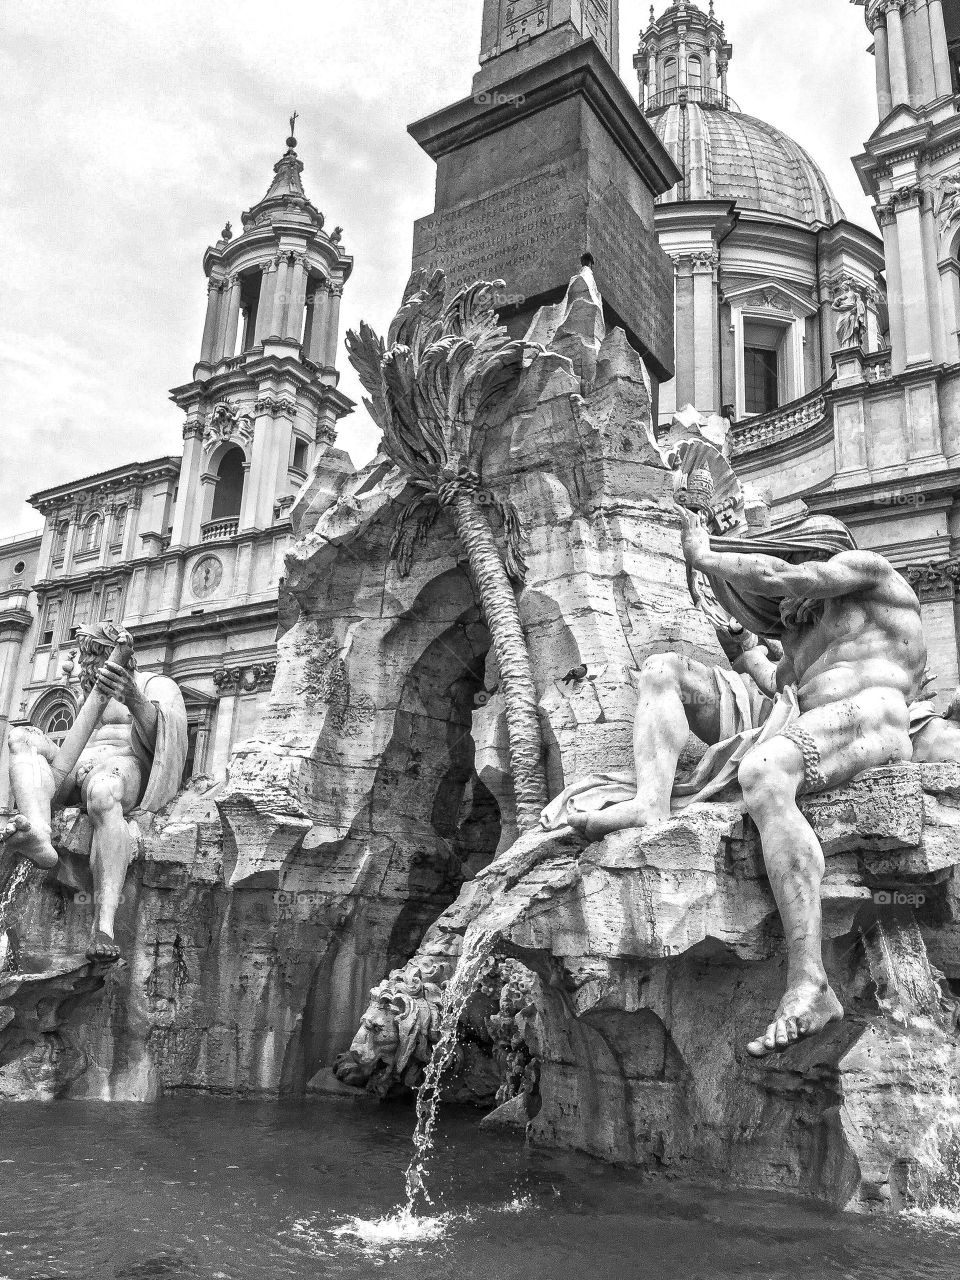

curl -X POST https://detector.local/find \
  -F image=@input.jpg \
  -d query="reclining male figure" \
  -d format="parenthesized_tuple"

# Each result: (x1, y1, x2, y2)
(551, 512, 934, 1057)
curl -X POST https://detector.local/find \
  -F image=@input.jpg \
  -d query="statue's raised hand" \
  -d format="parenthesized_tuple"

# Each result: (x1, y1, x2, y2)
(678, 507, 711, 568)
(95, 659, 139, 708)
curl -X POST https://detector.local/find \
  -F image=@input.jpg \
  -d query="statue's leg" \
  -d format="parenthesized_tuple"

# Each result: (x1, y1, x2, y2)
(739, 689, 911, 1056)
(2, 727, 60, 869)
(82, 762, 143, 959)
(568, 653, 723, 839)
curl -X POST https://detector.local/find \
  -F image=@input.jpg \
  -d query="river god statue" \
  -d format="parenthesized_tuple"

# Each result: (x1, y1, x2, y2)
(544, 446, 960, 1059)
(1, 623, 187, 959)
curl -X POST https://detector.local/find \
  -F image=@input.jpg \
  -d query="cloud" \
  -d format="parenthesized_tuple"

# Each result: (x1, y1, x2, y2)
(0, 0, 880, 535)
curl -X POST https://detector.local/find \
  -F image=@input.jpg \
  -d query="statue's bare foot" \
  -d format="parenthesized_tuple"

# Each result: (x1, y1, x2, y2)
(0, 816, 59, 870)
(566, 798, 666, 841)
(86, 929, 121, 962)
(746, 982, 843, 1057)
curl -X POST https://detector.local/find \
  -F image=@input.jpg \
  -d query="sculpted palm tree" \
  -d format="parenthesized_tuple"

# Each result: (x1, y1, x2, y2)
(345, 269, 548, 830)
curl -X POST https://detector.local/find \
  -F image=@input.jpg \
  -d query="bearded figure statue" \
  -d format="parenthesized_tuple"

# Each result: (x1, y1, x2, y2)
(1, 622, 188, 959)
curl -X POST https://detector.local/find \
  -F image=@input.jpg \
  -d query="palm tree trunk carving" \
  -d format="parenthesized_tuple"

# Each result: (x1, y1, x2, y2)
(345, 271, 548, 830)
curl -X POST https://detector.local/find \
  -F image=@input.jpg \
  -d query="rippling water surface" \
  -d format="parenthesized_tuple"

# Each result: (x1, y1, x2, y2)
(0, 1097, 958, 1279)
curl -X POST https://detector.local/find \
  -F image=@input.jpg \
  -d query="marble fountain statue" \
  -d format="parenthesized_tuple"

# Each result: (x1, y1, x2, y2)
(2, 265, 960, 1216)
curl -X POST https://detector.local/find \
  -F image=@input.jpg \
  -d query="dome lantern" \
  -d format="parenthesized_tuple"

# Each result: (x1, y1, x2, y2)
(634, 0, 733, 113)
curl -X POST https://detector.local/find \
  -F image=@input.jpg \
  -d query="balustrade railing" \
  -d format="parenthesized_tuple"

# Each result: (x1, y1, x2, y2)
(645, 86, 738, 112)
(201, 517, 239, 543)
(731, 386, 830, 456)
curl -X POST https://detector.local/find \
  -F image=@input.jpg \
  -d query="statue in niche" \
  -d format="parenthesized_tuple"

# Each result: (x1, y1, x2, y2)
(938, 175, 960, 236)
(832, 278, 867, 350)
(1, 623, 188, 959)
(543, 441, 960, 1058)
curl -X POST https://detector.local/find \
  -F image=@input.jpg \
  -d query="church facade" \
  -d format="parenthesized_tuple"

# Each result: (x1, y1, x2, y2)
(0, 131, 354, 804)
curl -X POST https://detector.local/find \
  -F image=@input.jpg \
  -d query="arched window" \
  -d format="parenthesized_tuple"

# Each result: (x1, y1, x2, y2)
(687, 56, 703, 93)
(39, 701, 75, 746)
(211, 447, 246, 520)
(663, 57, 679, 95)
(110, 506, 127, 547)
(80, 513, 103, 556)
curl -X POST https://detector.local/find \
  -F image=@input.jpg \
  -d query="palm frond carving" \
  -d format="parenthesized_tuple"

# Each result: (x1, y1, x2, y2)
(346, 271, 547, 829)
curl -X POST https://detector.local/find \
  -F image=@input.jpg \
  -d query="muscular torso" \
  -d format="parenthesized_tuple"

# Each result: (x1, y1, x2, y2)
(782, 574, 926, 712)
(77, 700, 143, 773)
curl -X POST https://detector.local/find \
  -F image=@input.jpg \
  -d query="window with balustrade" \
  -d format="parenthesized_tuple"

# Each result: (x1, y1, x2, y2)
(663, 57, 678, 96)
(687, 55, 703, 93)
(211, 447, 246, 522)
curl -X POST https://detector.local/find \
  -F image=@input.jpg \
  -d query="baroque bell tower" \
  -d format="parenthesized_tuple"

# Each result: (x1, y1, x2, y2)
(168, 121, 354, 546)
(853, 0, 960, 373)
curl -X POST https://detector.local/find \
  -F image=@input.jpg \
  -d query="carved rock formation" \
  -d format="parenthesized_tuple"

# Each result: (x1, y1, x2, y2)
(366, 762, 960, 1212)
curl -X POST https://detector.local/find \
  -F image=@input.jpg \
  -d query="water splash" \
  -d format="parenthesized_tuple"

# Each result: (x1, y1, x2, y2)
(402, 928, 497, 1214)
(333, 1208, 453, 1248)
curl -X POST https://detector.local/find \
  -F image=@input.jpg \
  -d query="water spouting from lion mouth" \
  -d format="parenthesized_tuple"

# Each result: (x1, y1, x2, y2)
(335, 929, 498, 1248)
(401, 929, 498, 1215)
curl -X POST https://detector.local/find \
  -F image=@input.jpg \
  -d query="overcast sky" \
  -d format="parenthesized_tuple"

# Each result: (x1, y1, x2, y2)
(0, 0, 878, 538)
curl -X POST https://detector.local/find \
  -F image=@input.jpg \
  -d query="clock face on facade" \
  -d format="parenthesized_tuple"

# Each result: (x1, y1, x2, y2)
(191, 555, 223, 599)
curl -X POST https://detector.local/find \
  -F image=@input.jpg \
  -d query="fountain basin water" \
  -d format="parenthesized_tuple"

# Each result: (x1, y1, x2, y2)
(0, 1097, 958, 1279)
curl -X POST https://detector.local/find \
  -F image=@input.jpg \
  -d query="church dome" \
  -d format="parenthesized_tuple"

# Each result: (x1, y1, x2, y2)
(651, 102, 845, 226)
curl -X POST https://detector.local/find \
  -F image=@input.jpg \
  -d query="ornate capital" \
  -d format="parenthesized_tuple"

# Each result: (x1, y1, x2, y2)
(254, 396, 297, 417)
(901, 559, 960, 600)
(214, 661, 277, 694)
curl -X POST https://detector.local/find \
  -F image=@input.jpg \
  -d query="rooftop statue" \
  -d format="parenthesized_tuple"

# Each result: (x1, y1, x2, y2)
(543, 442, 960, 1058)
(1, 623, 188, 959)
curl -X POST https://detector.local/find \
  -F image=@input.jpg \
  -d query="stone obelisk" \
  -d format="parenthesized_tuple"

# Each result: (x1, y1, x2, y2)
(409, 0, 680, 386)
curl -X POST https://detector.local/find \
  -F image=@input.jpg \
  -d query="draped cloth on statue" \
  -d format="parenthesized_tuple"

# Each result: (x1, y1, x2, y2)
(540, 668, 940, 832)
(128, 672, 188, 813)
(702, 514, 858, 640)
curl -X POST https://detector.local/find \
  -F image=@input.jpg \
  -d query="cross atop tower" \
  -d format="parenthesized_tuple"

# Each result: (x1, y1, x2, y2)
(477, 0, 619, 90)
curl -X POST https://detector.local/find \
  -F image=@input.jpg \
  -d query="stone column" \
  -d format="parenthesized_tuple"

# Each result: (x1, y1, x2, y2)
(647, 52, 657, 106)
(283, 255, 309, 343)
(306, 280, 330, 365)
(678, 30, 687, 86)
(216, 275, 242, 362)
(691, 251, 719, 411)
(708, 44, 718, 95)
(896, 188, 936, 368)
(928, 0, 953, 98)
(903, 0, 935, 104)
(209, 688, 238, 782)
(270, 254, 291, 337)
(885, 2, 910, 108)
(719, 59, 728, 101)
(169, 423, 206, 546)
(872, 18, 893, 119)
(880, 206, 908, 375)
(920, 193, 950, 366)
(199, 280, 223, 364)
(320, 283, 344, 369)
(254, 262, 278, 344)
